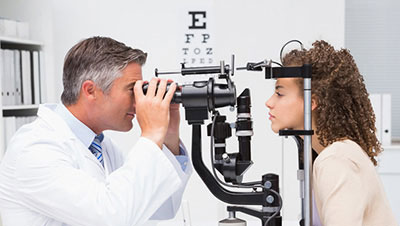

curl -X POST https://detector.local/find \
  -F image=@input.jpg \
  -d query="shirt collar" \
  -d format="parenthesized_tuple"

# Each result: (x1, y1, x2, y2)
(54, 103, 97, 148)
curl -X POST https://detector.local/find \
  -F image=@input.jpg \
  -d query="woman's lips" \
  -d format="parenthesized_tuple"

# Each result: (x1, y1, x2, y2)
(269, 113, 275, 120)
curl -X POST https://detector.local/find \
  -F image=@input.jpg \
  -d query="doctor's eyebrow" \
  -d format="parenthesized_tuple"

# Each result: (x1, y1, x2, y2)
(275, 85, 284, 90)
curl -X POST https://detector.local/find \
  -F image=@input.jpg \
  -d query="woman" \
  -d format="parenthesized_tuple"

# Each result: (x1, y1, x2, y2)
(265, 40, 397, 225)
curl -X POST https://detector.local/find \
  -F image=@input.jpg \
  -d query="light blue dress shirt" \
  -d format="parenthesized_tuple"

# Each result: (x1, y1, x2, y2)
(54, 103, 189, 171)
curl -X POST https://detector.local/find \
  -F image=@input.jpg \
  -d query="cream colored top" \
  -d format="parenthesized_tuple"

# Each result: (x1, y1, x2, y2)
(313, 139, 398, 226)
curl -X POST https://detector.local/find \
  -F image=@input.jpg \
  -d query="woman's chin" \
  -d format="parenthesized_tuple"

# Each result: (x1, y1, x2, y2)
(271, 125, 280, 134)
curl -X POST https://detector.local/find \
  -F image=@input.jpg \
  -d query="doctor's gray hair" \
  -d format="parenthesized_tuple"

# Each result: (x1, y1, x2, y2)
(61, 36, 147, 105)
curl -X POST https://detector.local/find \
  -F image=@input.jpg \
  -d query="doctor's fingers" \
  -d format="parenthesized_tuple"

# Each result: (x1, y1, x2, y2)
(156, 79, 168, 99)
(162, 82, 176, 105)
(146, 78, 160, 97)
(134, 80, 145, 99)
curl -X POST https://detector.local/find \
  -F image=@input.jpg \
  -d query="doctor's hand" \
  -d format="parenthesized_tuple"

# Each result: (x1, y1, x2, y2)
(134, 78, 177, 149)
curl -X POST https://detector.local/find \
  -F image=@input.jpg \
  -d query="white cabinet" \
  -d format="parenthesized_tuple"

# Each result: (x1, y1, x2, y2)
(377, 144, 400, 223)
(0, 36, 44, 160)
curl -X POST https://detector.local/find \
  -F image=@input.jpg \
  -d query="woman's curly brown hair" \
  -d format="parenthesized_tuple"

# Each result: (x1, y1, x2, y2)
(282, 40, 382, 165)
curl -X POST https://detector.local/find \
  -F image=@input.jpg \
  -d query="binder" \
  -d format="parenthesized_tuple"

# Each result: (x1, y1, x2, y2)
(2, 49, 9, 105)
(9, 50, 16, 105)
(0, 18, 17, 37)
(3, 49, 15, 106)
(39, 51, 45, 103)
(14, 50, 22, 105)
(381, 94, 392, 146)
(32, 51, 40, 104)
(16, 21, 29, 39)
(0, 49, 4, 106)
(21, 50, 32, 105)
(369, 94, 382, 143)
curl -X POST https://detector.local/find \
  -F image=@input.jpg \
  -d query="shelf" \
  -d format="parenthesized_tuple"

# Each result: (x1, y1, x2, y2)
(0, 36, 42, 51)
(2, 105, 39, 117)
(2, 104, 39, 110)
(0, 32, 45, 160)
(0, 36, 42, 46)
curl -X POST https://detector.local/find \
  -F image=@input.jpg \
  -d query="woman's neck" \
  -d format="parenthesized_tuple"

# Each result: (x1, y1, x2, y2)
(312, 134, 325, 154)
(310, 117, 326, 154)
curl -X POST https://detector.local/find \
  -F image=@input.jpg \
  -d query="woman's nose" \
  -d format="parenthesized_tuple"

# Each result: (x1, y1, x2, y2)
(265, 96, 273, 109)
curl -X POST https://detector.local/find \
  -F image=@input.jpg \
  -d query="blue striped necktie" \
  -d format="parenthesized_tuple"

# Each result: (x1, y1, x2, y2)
(89, 133, 104, 167)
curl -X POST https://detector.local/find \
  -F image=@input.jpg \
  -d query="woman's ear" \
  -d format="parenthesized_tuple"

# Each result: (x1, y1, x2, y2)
(311, 95, 318, 111)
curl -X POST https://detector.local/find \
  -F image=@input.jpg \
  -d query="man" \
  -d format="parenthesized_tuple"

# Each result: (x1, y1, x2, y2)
(0, 37, 192, 226)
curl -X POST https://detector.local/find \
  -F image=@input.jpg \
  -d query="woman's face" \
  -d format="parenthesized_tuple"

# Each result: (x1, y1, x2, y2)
(265, 78, 304, 133)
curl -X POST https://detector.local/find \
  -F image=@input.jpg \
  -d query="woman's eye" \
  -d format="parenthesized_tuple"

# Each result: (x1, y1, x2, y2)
(276, 92, 283, 97)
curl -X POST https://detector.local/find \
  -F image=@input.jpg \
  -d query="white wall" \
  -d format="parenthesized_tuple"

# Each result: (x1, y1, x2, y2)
(0, 0, 345, 224)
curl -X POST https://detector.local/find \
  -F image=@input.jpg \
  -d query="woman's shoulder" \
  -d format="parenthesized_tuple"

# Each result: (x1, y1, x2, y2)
(314, 139, 372, 170)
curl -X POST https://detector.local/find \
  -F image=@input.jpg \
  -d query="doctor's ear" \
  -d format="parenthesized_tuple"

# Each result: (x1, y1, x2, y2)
(81, 80, 99, 101)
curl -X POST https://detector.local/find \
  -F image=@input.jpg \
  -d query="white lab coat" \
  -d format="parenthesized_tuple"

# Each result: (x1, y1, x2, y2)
(0, 104, 192, 226)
